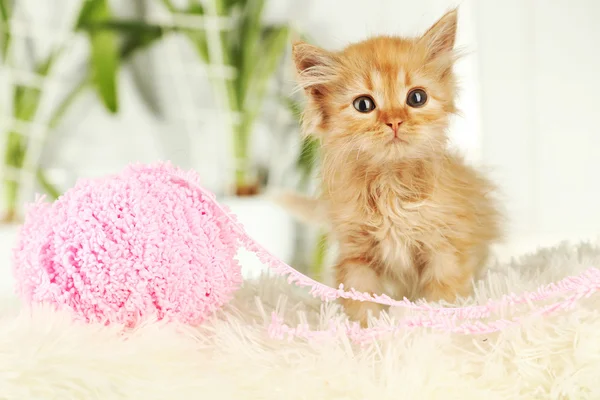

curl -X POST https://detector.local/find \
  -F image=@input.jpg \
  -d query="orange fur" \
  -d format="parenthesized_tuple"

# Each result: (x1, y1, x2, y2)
(291, 9, 502, 326)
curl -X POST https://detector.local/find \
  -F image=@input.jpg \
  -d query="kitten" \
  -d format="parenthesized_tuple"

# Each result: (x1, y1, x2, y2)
(287, 9, 502, 326)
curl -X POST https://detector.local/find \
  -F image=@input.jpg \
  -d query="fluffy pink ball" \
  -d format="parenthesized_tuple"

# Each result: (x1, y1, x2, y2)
(13, 162, 242, 326)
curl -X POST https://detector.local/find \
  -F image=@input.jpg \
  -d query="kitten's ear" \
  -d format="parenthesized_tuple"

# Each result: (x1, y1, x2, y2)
(292, 41, 338, 92)
(419, 9, 458, 60)
(292, 41, 334, 73)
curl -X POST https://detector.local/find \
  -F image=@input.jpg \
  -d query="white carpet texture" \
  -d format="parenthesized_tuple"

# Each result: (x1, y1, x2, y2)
(2, 242, 600, 399)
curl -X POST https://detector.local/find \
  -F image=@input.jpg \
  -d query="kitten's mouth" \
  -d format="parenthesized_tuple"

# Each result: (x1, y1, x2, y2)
(389, 136, 408, 145)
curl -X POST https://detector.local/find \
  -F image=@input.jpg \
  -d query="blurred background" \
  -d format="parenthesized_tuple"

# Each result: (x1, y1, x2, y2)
(0, 0, 599, 289)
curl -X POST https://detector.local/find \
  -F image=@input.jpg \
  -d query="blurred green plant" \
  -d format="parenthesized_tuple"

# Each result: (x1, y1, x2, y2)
(281, 95, 329, 279)
(1, 0, 313, 231)
(160, 0, 291, 195)
(72, 0, 295, 196)
(0, 0, 163, 222)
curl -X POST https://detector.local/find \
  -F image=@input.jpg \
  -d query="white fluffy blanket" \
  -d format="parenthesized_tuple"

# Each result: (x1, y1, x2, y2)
(1, 242, 600, 399)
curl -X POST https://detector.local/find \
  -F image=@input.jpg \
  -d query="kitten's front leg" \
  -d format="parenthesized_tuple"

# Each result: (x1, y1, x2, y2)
(420, 246, 475, 303)
(336, 257, 386, 327)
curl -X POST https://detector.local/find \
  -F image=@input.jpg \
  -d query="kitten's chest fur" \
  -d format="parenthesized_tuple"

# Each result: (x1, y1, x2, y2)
(367, 173, 431, 273)
(326, 160, 438, 273)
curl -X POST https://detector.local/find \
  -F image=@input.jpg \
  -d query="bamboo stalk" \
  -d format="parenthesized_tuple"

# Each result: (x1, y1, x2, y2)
(2, 133, 22, 221)
(184, 0, 290, 194)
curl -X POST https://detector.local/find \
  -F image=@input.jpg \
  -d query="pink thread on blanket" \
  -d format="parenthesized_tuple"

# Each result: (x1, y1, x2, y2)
(16, 163, 600, 343)
(165, 168, 600, 342)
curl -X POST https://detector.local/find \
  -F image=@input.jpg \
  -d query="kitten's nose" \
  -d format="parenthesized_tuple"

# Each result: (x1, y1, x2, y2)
(385, 120, 403, 136)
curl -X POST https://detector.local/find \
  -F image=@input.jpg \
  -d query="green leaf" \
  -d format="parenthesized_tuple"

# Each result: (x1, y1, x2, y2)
(76, 0, 100, 28)
(281, 94, 319, 182)
(280, 95, 303, 121)
(160, 1, 208, 62)
(235, 0, 266, 105)
(188, 2, 205, 14)
(183, 3, 209, 63)
(78, 19, 166, 59)
(13, 56, 55, 123)
(90, 29, 118, 112)
(111, 21, 165, 60)
(229, 25, 288, 179)
(158, 0, 176, 12)
(77, 0, 119, 113)
(36, 168, 61, 200)
(309, 231, 328, 279)
(0, 0, 11, 60)
(77, 17, 166, 114)
(223, 0, 244, 12)
(13, 85, 40, 121)
(242, 25, 289, 125)
(159, 0, 205, 14)
(296, 136, 319, 178)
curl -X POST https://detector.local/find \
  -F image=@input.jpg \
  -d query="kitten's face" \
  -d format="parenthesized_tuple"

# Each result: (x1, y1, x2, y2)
(293, 10, 459, 163)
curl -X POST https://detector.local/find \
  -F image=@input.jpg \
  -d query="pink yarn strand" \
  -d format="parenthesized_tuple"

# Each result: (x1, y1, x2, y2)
(176, 172, 600, 340)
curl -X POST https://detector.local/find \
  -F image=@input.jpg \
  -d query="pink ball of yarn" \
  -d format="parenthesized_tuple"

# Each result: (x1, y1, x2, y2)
(12, 162, 242, 326)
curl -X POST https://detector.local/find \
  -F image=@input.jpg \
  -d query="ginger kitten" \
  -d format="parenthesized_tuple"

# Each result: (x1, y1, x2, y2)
(287, 9, 502, 326)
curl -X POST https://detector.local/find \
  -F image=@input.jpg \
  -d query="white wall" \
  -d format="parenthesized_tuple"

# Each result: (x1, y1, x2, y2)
(475, 0, 600, 258)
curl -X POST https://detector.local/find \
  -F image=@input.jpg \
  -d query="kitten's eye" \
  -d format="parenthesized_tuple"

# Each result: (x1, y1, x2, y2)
(406, 88, 428, 108)
(353, 96, 376, 113)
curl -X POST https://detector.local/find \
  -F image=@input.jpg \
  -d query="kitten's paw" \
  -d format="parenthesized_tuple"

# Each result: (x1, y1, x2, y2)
(421, 279, 472, 304)
(342, 298, 384, 328)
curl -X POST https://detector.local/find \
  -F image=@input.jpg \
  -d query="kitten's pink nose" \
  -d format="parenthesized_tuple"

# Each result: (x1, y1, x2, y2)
(385, 120, 403, 136)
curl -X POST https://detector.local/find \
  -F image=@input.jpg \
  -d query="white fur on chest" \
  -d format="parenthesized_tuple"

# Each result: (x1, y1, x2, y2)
(371, 193, 426, 274)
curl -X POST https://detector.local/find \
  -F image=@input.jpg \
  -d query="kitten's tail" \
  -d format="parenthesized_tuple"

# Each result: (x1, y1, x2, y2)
(270, 191, 327, 227)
